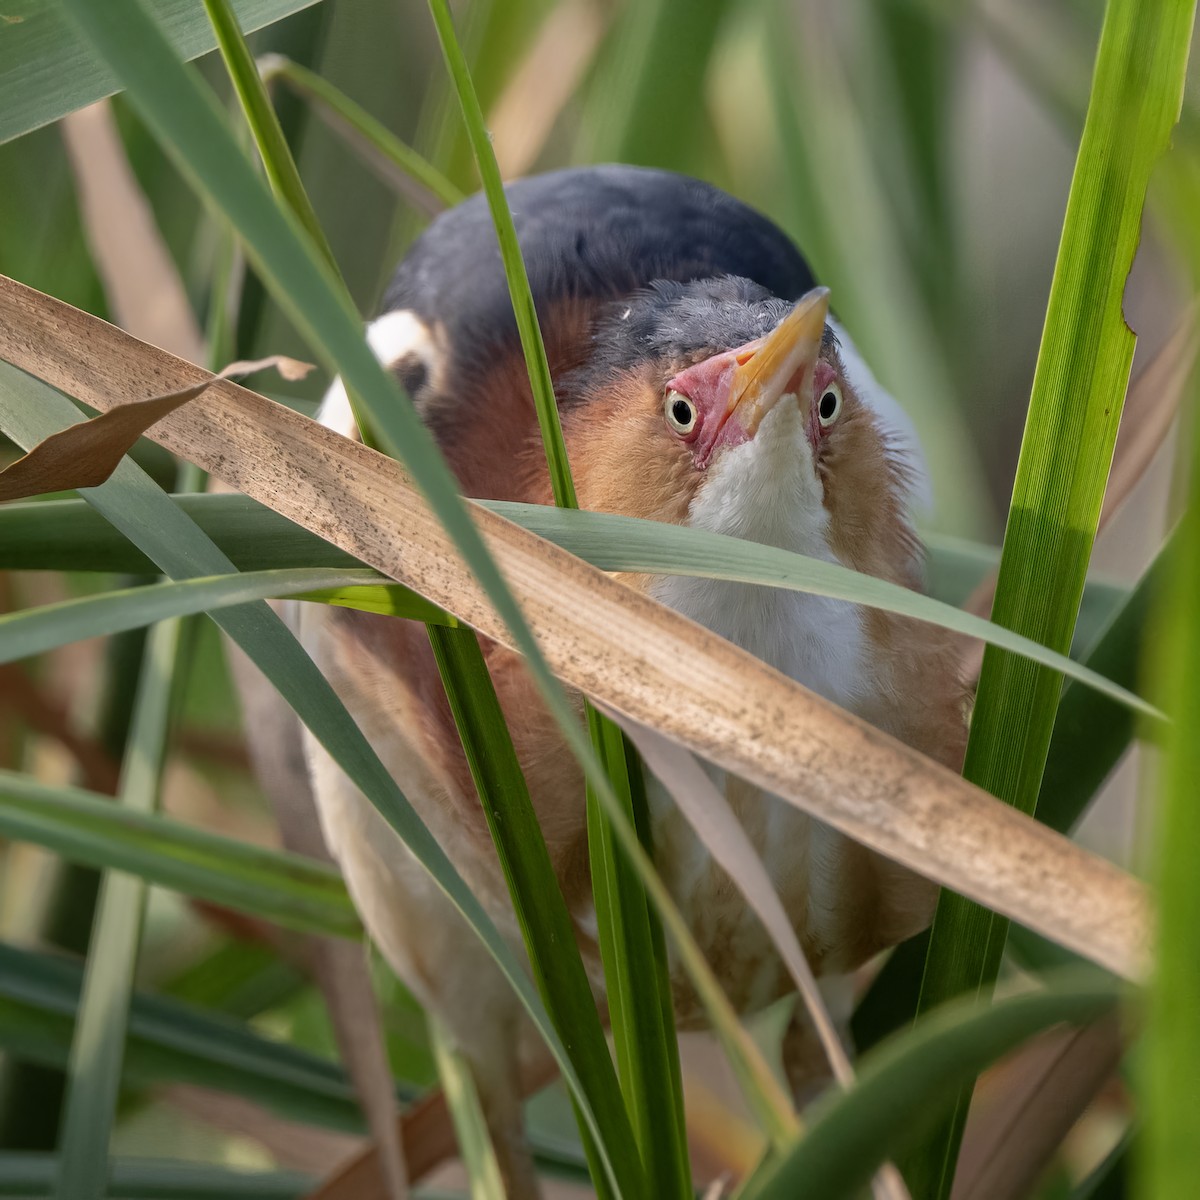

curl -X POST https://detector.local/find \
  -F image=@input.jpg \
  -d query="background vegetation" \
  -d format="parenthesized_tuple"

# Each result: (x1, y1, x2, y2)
(0, 0, 1196, 1197)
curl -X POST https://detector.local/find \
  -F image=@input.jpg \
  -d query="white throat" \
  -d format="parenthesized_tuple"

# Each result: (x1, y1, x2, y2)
(648, 400, 868, 711)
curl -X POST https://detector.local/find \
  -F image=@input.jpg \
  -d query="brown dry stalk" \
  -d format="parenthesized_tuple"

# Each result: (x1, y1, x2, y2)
(0, 274, 1152, 984)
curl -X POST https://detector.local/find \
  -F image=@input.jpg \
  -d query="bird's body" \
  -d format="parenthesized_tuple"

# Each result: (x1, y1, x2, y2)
(299, 165, 965, 1195)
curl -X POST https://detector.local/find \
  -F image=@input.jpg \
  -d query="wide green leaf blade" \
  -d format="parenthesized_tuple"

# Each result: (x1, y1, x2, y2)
(427, 624, 642, 1199)
(908, 0, 1197, 1192)
(0, 1153, 312, 1199)
(742, 974, 1119, 1200)
(852, 533, 1170, 1053)
(0, 770, 361, 940)
(0, 0, 323, 145)
(0, 493, 1157, 718)
(1143, 400, 1200, 1195)
(0, 941, 400, 1131)
(0, 568, 377, 665)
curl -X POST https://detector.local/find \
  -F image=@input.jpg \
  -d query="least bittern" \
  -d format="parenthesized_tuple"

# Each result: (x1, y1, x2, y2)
(298, 165, 966, 1195)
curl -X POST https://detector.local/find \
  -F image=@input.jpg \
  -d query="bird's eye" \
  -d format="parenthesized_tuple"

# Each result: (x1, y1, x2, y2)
(817, 383, 843, 427)
(664, 390, 698, 436)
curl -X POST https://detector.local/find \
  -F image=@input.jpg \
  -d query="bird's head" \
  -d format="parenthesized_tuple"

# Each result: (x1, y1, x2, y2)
(558, 278, 922, 589)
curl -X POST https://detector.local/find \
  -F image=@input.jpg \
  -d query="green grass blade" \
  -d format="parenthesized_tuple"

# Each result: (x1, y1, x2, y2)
(54, 611, 186, 1200)
(202, 0, 336, 272)
(258, 56, 464, 210)
(201, 0, 383, 453)
(0, 770, 360, 940)
(427, 624, 641, 1199)
(0, 941, 402, 1132)
(741, 973, 1119, 1200)
(428, 1016, 507, 1200)
(0, 0, 321, 145)
(0, 1153, 312, 1199)
(427, 4, 691, 1186)
(0, 491, 1156, 716)
(0, 568, 374, 664)
(584, 712, 689, 1199)
(852, 534, 1170, 1053)
(0, 940, 583, 1179)
(1143, 389, 1200, 1195)
(425, 0, 573, 509)
(907, 0, 1197, 1193)
(288, 583, 454, 622)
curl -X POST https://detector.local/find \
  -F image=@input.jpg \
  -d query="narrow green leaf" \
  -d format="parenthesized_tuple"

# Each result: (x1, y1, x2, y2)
(428, 1016, 507, 1200)
(202, 0, 336, 271)
(425, 0, 573, 509)
(289, 583, 455, 623)
(259, 56, 464, 210)
(427, 624, 641, 1199)
(742, 975, 1119, 1200)
(1143, 401, 1200, 1195)
(201, 0, 381, 454)
(0, 1153, 312, 1200)
(0, 770, 361, 940)
(0, 0, 322, 145)
(54, 612, 186, 1199)
(852, 534, 1170, 1053)
(908, 0, 1197, 1193)
(0, 941, 402, 1132)
(585, 712, 689, 1199)
(0, 568, 375, 665)
(0, 495, 1157, 718)
(427, 4, 691, 1186)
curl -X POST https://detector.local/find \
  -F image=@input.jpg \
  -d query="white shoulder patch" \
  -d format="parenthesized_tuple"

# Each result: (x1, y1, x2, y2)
(315, 309, 439, 438)
(828, 317, 932, 515)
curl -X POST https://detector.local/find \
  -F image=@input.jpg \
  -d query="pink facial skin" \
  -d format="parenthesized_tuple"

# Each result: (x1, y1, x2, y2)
(665, 343, 839, 469)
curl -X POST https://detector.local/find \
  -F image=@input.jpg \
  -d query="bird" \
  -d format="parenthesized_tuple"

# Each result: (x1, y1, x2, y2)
(296, 163, 967, 1196)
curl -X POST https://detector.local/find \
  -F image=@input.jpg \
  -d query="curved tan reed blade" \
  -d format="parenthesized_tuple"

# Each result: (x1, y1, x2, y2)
(0, 274, 1153, 985)
(613, 714, 911, 1200)
(0, 354, 312, 502)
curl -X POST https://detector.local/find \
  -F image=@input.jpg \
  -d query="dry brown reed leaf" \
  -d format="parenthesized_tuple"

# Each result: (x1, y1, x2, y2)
(610, 717, 911, 1200)
(0, 274, 1152, 984)
(951, 1014, 1123, 1200)
(0, 354, 312, 502)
